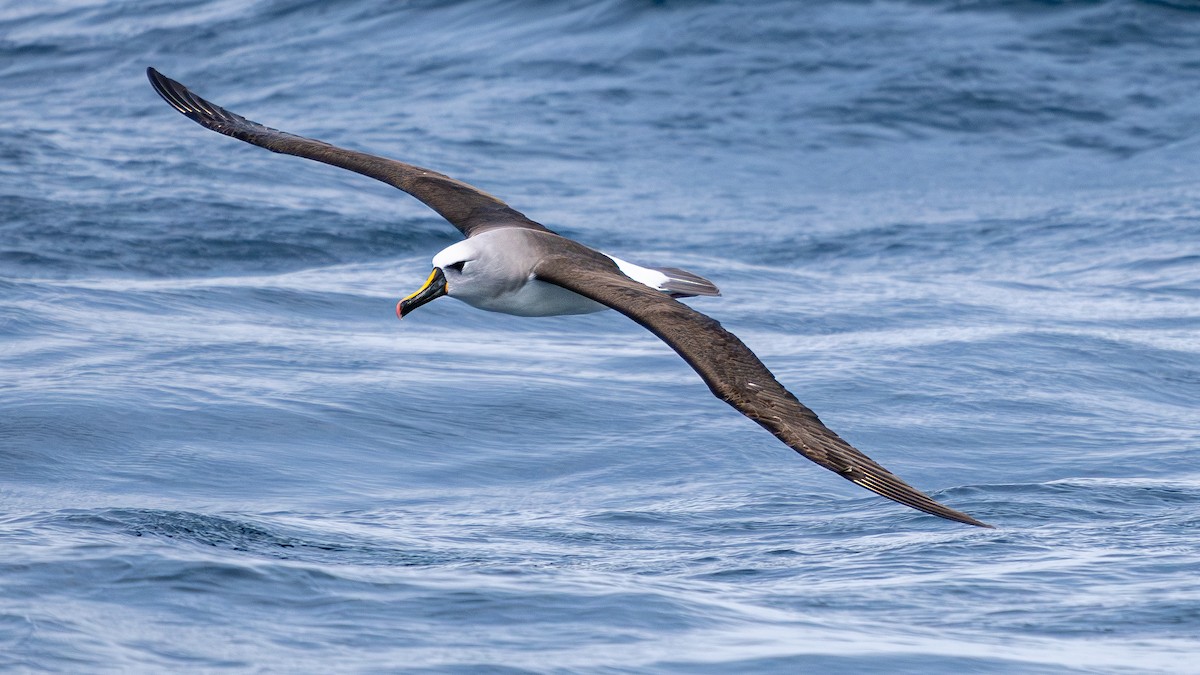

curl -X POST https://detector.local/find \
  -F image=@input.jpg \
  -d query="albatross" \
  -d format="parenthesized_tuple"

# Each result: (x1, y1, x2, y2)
(146, 67, 990, 528)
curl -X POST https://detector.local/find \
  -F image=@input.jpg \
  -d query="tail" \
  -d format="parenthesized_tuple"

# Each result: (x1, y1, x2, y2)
(607, 255, 721, 298)
(651, 266, 721, 298)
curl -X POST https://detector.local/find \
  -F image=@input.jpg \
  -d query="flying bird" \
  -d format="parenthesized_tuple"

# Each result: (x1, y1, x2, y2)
(146, 67, 990, 528)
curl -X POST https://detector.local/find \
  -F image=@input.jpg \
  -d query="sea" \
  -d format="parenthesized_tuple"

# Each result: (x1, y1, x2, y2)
(2, 1, 1199, 672)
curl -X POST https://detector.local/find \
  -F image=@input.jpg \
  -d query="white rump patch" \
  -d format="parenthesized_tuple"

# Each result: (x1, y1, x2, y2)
(608, 255, 672, 291)
(605, 254, 721, 298)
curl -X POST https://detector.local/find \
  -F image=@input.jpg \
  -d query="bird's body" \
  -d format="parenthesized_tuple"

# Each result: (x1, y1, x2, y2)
(429, 229, 605, 316)
(426, 228, 713, 317)
(146, 67, 991, 528)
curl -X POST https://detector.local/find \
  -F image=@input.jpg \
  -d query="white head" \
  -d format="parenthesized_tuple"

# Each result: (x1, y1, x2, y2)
(397, 236, 527, 318)
(397, 228, 600, 318)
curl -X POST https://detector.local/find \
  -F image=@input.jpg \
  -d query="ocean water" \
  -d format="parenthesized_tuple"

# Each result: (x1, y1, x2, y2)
(2, 0, 1199, 672)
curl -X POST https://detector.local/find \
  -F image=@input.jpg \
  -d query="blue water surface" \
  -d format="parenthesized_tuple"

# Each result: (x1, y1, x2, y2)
(2, 1, 1199, 672)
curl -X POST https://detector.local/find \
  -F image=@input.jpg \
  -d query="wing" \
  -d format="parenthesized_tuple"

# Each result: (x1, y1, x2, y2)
(146, 68, 551, 238)
(534, 254, 991, 527)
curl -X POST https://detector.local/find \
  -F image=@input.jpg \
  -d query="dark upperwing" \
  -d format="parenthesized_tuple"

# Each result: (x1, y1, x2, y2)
(146, 67, 551, 238)
(534, 251, 991, 527)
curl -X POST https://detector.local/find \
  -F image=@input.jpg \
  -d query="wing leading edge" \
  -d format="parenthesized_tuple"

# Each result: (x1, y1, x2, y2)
(534, 253, 991, 527)
(146, 67, 549, 238)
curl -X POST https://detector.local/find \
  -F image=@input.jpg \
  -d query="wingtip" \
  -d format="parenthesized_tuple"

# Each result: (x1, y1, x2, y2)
(919, 501, 993, 528)
(913, 503, 993, 528)
(950, 512, 994, 529)
(146, 66, 187, 114)
(145, 66, 226, 125)
(846, 468, 991, 528)
(928, 493, 993, 528)
(146, 66, 169, 90)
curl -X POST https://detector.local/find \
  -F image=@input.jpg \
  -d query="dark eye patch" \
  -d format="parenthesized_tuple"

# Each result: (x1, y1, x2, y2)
(446, 261, 467, 272)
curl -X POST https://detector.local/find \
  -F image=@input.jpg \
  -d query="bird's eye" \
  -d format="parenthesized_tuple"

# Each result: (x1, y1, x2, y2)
(446, 261, 467, 272)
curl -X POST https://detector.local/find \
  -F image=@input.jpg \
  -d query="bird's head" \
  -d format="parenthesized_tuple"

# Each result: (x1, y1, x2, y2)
(396, 239, 494, 318)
